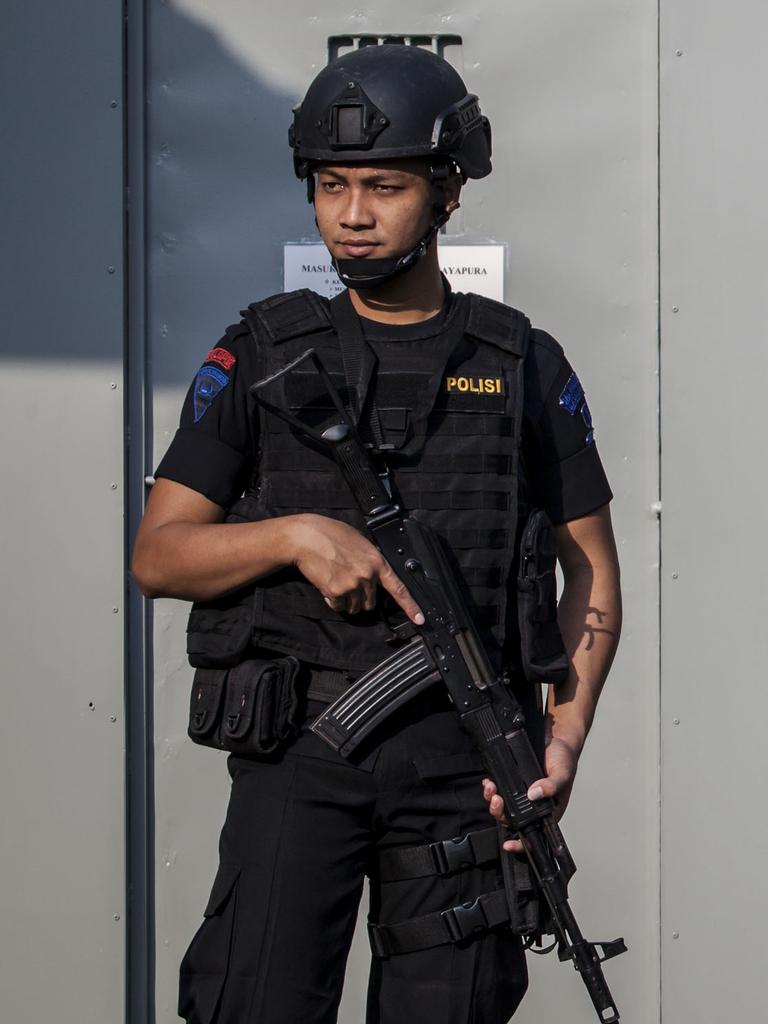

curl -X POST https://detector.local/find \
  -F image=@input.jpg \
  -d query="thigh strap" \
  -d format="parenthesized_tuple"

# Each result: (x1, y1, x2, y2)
(369, 890, 511, 957)
(376, 826, 500, 882)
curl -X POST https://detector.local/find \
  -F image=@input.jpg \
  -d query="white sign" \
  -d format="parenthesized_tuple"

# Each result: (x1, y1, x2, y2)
(283, 242, 505, 301)
(437, 245, 505, 301)
(283, 244, 346, 298)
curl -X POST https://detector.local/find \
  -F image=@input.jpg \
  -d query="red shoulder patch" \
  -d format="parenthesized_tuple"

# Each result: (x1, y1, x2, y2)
(205, 347, 236, 371)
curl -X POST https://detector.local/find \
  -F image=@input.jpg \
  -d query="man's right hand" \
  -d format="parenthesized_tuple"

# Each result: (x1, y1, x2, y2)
(132, 479, 251, 600)
(290, 513, 424, 624)
(132, 479, 422, 625)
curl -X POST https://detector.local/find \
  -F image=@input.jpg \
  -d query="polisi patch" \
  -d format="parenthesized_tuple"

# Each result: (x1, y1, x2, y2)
(193, 366, 229, 423)
(205, 347, 236, 371)
(445, 375, 504, 395)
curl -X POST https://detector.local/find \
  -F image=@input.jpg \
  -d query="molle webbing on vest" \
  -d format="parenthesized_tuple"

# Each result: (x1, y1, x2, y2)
(465, 295, 528, 357)
(260, 449, 514, 476)
(242, 289, 332, 344)
(264, 480, 512, 512)
(234, 290, 530, 673)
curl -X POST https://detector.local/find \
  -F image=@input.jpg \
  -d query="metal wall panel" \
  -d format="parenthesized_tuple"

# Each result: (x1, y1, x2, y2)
(659, 4, 768, 1020)
(147, 3, 658, 1021)
(0, 2, 126, 1022)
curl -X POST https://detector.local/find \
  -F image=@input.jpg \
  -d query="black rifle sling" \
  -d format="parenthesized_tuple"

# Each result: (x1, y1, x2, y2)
(329, 289, 474, 458)
(329, 290, 386, 448)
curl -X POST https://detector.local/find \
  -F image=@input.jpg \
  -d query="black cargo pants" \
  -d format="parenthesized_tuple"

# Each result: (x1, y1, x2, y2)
(179, 692, 528, 1024)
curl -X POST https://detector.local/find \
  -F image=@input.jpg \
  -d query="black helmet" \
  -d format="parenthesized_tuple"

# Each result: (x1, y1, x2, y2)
(289, 45, 492, 290)
(290, 44, 492, 182)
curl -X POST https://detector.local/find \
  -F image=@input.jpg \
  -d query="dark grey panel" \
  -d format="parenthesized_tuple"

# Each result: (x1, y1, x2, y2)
(1, 1, 125, 360)
(0, 1, 126, 1023)
(147, 2, 316, 389)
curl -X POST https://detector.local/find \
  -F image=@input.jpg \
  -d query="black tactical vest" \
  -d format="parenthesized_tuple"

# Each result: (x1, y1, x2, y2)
(187, 288, 530, 675)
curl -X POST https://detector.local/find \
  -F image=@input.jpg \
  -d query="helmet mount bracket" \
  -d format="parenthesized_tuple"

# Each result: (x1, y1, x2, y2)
(323, 82, 389, 150)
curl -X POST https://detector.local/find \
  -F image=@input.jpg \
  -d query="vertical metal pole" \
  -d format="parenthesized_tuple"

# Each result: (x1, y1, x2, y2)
(125, 1, 155, 1022)
(656, 4, 664, 1021)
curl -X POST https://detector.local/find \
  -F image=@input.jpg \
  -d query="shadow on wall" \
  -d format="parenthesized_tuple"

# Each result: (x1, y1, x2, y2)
(150, 1, 318, 387)
(1, 0, 317, 370)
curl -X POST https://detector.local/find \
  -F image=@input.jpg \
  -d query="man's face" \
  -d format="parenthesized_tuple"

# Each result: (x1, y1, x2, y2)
(313, 160, 440, 262)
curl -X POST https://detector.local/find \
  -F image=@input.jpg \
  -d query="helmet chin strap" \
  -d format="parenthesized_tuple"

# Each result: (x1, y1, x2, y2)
(332, 209, 450, 290)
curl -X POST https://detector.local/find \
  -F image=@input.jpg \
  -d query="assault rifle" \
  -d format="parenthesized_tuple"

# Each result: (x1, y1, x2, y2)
(253, 349, 626, 1023)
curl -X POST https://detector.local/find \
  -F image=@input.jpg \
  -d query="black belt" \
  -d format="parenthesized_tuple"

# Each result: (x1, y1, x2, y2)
(305, 667, 354, 702)
(304, 665, 455, 705)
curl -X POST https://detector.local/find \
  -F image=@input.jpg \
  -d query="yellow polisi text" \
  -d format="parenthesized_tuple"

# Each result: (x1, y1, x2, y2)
(445, 376, 503, 395)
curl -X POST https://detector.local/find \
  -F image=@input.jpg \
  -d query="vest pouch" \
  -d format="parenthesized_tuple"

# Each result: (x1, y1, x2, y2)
(188, 667, 228, 743)
(221, 656, 300, 754)
(517, 509, 569, 685)
(187, 656, 301, 755)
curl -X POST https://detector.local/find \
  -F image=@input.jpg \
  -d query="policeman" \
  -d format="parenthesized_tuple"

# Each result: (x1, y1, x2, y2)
(133, 44, 621, 1024)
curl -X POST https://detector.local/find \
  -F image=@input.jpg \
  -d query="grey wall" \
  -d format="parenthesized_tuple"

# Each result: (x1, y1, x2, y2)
(4, 1, 766, 1022)
(0, 2, 126, 1022)
(659, 3, 768, 1019)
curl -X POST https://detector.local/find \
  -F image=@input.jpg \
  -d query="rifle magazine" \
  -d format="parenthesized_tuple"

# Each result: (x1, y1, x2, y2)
(311, 638, 441, 756)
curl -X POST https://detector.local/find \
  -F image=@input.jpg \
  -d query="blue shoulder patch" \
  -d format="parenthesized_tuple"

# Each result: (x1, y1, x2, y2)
(558, 372, 584, 416)
(560, 372, 595, 445)
(193, 365, 229, 423)
(580, 399, 593, 430)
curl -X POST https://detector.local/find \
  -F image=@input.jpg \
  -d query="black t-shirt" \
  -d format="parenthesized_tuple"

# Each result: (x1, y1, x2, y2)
(155, 296, 612, 524)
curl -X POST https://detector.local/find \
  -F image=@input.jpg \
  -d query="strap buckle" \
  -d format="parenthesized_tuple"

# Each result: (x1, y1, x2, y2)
(441, 896, 489, 942)
(429, 832, 477, 875)
(367, 921, 390, 959)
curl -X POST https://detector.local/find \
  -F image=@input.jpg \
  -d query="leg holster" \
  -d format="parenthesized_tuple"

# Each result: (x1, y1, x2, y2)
(499, 835, 542, 937)
(368, 825, 541, 958)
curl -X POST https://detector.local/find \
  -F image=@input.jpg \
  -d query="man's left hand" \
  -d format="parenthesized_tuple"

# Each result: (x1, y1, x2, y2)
(482, 736, 579, 853)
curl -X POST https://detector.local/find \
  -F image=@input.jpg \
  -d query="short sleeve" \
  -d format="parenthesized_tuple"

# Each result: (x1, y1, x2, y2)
(154, 324, 259, 508)
(522, 329, 613, 524)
